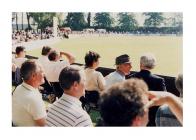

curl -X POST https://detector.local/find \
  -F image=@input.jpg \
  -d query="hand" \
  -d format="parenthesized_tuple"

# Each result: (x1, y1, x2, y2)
(145, 91, 183, 125)
(60, 51, 65, 56)
(146, 91, 173, 108)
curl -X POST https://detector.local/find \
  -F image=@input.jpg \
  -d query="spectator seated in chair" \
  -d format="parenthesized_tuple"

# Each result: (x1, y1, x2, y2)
(98, 79, 149, 126)
(44, 50, 75, 98)
(37, 46, 52, 73)
(46, 66, 93, 126)
(12, 46, 27, 68)
(80, 51, 105, 112)
(12, 46, 27, 86)
(128, 53, 167, 126)
(12, 60, 47, 126)
(97, 78, 183, 127)
(105, 54, 132, 88)
(83, 51, 106, 107)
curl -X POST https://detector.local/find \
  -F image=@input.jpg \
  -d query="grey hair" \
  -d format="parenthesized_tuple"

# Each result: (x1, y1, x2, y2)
(140, 53, 156, 69)
(20, 60, 38, 81)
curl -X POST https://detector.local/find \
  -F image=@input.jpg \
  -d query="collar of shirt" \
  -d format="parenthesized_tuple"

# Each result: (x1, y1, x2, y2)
(22, 82, 39, 92)
(13, 57, 27, 62)
(41, 55, 49, 61)
(85, 68, 95, 72)
(140, 69, 151, 75)
(61, 93, 82, 107)
(115, 70, 125, 78)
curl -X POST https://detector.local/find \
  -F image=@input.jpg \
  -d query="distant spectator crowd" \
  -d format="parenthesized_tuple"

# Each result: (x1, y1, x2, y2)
(12, 29, 55, 45)
(12, 28, 181, 46)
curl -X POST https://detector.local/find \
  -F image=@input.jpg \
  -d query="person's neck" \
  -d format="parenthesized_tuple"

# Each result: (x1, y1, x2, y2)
(140, 66, 151, 71)
(116, 69, 125, 76)
(51, 59, 58, 62)
(89, 66, 96, 70)
(25, 80, 39, 89)
(16, 55, 24, 58)
(55, 57, 61, 62)
(64, 90, 80, 99)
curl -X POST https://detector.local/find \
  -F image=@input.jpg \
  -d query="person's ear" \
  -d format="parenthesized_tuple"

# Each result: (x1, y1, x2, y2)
(30, 73, 37, 81)
(140, 63, 143, 69)
(131, 116, 142, 126)
(32, 72, 36, 78)
(73, 81, 79, 89)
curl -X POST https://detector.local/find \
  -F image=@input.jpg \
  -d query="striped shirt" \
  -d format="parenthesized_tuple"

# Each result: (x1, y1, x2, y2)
(46, 94, 93, 127)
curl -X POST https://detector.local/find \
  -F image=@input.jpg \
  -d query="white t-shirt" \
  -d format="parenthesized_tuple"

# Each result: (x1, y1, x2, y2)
(37, 55, 50, 72)
(105, 71, 125, 88)
(45, 60, 70, 82)
(12, 82, 47, 126)
(12, 57, 27, 68)
(84, 68, 105, 92)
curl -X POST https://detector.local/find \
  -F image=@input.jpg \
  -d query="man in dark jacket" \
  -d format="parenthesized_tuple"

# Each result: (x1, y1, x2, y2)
(128, 53, 166, 126)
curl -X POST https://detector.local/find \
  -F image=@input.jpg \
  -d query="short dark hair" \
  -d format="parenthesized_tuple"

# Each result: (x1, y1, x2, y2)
(48, 50, 58, 61)
(99, 79, 148, 126)
(175, 74, 183, 97)
(41, 46, 51, 56)
(16, 46, 25, 55)
(20, 59, 37, 81)
(59, 66, 81, 90)
(85, 51, 100, 67)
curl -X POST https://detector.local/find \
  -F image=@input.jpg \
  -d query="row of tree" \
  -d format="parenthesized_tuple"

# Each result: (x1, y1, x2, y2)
(12, 12, 183, 34)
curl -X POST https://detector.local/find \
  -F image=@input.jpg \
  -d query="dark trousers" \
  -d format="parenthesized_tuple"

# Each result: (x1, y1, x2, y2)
(79, 90, 100, 109)
(147, 106, 159, 126)
(51, 82, 64, 99)
(85, 90, 100, 104)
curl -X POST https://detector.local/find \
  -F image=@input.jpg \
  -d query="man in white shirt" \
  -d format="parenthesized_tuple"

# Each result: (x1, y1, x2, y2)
(37, 46, 52, 72)
(44, 50, 75, 98)
(45, 50, 75, 82)
(46, 66, 93, 126)
(105, 54, 132, 88)
(12, 46, 27, 86)
(12, 46, 27, 68)
(12, 60, 47, 126)
(37, 46, 56, 102)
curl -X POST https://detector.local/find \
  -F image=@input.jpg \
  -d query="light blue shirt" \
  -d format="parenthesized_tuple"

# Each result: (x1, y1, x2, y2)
(105, 71, 125, 88)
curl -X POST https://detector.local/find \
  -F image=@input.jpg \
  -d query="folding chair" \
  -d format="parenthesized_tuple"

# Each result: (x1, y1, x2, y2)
(40, 77, 56, 103)
(50, 82, 64, 99)
(12, 67, 22, 86)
